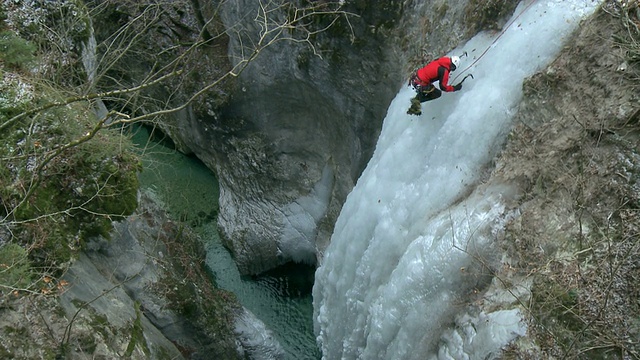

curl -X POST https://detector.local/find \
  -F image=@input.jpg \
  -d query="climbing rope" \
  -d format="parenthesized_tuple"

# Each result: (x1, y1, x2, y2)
(452, 0, 538, 82)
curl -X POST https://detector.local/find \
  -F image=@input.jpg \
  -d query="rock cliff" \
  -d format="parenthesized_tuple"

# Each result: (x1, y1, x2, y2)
(168, 0, 519, 275)
(182, 1, 404, 274)
(82, 0, 520, 276)
(2, 0, 639, 358)
(1, 191, 242, 359)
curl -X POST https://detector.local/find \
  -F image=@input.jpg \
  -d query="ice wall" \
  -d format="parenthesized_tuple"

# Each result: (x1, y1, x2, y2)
(313, 1, 602, 359)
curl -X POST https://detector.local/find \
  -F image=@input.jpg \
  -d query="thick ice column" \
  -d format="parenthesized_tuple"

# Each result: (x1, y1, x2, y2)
(313, 1, 602, 359)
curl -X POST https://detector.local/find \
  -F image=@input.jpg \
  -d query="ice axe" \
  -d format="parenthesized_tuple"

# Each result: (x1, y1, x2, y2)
(452, 51, 472, 85)
(459, 73, 474, 84)
(453, 73, 474, 89)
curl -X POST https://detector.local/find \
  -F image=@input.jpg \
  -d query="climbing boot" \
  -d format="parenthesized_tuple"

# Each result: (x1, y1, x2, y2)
(407, 98, 422, 116)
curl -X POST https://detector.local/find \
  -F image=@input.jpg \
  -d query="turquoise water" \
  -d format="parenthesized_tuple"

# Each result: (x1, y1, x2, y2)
(202, 223, 319, 359)
(131, 125, 320, 359)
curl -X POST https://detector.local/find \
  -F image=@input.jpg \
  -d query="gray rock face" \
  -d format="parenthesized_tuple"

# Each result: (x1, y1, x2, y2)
(61, 253, 186, 359)
(174, 1, 405, 275)
(88, 0, 503, 275)
(234, 307, 286, 360)
(179, 0, 487, 275)
(60, 191, 244, 360)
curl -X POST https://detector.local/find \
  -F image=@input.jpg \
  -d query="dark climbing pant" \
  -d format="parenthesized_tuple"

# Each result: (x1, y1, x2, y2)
(416, 85, 442, 102)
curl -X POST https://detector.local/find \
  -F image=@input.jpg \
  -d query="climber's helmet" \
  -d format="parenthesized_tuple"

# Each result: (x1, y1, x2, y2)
(450, 56, 460, 71)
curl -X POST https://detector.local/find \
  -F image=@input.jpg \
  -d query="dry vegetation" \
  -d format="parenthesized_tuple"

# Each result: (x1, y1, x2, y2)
(493, 1, 640, 358)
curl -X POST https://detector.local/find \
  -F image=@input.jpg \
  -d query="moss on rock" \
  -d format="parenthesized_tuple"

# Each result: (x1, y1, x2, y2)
(464, 0, 518, 36)
(0, 28, 141, 276)
(152, 219, 242, 359)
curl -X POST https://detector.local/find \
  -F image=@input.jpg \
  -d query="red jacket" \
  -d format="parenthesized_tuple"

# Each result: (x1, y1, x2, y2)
(415, 57, 455, 92)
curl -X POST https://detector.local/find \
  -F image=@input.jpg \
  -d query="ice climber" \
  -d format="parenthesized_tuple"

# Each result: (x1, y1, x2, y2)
(407, 55, 463, 116)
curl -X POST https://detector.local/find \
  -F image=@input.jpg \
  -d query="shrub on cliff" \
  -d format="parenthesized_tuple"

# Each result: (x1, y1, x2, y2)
(0, 35, 140, 287)
(0, 96, 141, 272)
(0, 30, 36, 70)
(0, 243, 32, 297)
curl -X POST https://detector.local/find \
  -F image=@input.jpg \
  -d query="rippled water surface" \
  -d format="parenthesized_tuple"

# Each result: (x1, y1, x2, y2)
(132, 126, 320, 359)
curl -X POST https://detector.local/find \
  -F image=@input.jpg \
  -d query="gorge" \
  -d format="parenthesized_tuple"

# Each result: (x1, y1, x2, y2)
(1, 0, 640, 359)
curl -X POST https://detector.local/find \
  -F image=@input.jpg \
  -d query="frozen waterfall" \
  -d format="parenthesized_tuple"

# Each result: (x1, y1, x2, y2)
(313, 1, 602, 359)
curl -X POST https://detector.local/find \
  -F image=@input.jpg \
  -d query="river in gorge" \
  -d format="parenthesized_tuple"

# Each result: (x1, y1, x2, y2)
(131, 125, 321, 359)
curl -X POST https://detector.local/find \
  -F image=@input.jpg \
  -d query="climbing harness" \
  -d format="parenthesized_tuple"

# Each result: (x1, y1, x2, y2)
(409, 73, 436, 94)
